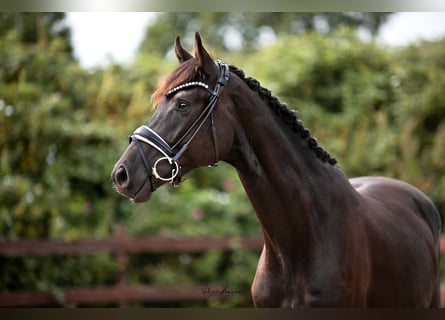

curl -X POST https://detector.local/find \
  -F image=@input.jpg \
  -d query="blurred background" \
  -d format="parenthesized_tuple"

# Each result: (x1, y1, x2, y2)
(0, 12, 444, 307)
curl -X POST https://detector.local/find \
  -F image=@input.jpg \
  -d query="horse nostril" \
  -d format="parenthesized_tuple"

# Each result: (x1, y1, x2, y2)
(115, 165, 129, 187)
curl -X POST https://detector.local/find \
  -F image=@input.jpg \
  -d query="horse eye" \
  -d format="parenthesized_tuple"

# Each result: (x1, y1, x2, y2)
(176, 100, 190, 111)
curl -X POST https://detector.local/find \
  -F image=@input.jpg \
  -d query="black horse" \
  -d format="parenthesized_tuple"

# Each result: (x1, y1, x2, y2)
(112, 33, 441, 307)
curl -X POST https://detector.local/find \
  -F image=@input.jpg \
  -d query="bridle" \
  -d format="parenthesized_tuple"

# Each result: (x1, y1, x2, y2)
(129, 60, 230, 190)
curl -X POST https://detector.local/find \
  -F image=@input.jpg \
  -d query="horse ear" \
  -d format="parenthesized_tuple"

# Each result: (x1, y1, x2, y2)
(174, 35, 193, 63)
(194, 32, 216, 79)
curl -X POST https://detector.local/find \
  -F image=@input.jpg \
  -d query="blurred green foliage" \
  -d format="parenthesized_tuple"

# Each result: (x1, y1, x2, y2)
(139, 13, 391, 55)
(0, 13, 444, 307)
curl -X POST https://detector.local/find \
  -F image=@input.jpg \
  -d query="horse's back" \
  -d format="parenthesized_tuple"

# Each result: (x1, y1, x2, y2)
(351, 176, 441, 244)
(350, 176, 441, 307)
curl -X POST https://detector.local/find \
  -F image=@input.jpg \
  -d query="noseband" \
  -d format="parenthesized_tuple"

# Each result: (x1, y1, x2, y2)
(129, 60, 230, 190)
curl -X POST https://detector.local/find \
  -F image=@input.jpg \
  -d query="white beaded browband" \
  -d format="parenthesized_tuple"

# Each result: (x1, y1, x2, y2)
(166, 81, 210, 97)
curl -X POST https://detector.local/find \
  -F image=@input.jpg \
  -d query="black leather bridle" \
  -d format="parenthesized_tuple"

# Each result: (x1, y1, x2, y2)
(129, 60, 230, 190)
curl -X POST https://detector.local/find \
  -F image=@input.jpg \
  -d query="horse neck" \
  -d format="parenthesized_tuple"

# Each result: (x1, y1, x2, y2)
(224, 79, 357, 263)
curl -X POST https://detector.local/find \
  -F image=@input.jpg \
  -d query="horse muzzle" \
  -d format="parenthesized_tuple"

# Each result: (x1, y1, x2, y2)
(111, 162, 153, 203)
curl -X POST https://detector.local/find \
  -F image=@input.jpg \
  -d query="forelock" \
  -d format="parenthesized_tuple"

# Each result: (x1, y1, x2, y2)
(151, 60, 198, 105)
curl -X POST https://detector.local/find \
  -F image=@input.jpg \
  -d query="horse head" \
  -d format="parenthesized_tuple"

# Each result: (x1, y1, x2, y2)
(111, 32, 235, 202)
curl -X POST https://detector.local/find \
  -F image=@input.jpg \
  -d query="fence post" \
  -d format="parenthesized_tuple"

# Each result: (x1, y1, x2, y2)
(113, 224, 129, 307)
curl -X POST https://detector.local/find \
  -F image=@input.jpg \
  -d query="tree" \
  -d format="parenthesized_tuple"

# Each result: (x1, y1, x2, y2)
(0, 13, 73, 56)
(138, 12, 393, 56)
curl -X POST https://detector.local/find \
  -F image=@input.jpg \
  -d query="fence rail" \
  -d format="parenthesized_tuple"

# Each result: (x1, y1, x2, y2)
(0, 283, 247, 307)
(0, 226, 444, 307)
(0, 225, 262, 307)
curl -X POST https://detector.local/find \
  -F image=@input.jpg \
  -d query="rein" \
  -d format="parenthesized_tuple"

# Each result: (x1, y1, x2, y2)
(129, 60, 230, 190)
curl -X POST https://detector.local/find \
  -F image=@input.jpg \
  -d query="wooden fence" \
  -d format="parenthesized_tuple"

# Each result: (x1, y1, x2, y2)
(0, 226, 444, 307)
(0, 225, 263, 307)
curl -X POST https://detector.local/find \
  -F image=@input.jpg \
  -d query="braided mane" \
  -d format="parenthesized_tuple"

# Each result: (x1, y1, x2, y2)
(229, 65, 337, 166)
(152, 59, 337, 166)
